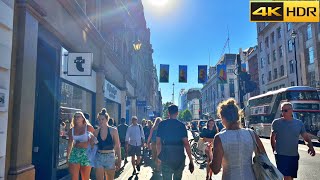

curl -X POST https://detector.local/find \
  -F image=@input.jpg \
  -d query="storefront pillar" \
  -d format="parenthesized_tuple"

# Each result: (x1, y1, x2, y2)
(120, 91, 126, 119)
(96, 70, 105, 114)
(7, 5, 39, 180)
(131, 98, 137, 117)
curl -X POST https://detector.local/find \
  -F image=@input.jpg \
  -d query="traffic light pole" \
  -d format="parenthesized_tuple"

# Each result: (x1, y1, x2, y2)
(237, 55, 244, 109)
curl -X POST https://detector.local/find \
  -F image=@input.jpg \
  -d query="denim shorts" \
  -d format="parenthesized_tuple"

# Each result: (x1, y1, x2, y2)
(95, 152, 116, 170)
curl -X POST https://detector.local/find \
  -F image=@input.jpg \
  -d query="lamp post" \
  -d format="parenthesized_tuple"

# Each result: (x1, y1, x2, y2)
(291, 29, 299, 86)
(133, 39, 142, 51)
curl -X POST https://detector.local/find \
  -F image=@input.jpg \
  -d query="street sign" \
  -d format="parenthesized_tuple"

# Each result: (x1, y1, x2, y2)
(67, 53, 93, 76)
(136, 101, 146, 106)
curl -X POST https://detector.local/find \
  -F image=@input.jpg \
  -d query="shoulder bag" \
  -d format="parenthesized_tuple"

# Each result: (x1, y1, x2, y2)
(248, 130, 283, 180)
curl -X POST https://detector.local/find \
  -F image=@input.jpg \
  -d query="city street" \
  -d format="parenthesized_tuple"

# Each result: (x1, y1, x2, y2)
(113, 130, 320, 180)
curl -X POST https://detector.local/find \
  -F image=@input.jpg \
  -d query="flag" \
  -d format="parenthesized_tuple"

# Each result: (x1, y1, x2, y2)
(217, 64, 227, 84)
(198, 65, 207, 84)
(179, 65, 187, 83)
(241, 63, 247, 72)
(159, 64, 169, 83)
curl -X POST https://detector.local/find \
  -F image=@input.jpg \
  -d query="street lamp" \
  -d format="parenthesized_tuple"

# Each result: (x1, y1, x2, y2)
(291, 29, 299, 86)
(133, 39, 142, 51)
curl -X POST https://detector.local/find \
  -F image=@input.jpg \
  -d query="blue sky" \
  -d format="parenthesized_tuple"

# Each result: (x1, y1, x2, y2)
(142, 0, 258, 104)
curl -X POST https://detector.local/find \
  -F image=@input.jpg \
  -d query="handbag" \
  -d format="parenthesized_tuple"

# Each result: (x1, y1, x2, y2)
(248, 130, 283, 180)
(87, 131, 98, 167)
(197, 138, 206, 154)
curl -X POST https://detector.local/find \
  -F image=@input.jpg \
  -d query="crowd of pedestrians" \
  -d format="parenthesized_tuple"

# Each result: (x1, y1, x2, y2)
(65, 99, 316, 180)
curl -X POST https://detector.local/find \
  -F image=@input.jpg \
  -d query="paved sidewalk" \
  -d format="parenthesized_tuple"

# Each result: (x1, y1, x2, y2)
(114, 157, 223, 180)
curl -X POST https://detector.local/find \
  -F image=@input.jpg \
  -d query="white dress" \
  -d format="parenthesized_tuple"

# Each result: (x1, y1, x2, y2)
(218, 129, 256, 180)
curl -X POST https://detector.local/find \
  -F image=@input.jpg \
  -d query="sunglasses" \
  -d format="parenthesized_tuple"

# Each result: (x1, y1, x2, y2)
(281, 109, 292, 112)
(74, 115, 82, 118)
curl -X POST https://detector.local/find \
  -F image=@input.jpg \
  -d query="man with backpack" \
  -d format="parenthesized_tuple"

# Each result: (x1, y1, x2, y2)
(125, 116, 145, 174)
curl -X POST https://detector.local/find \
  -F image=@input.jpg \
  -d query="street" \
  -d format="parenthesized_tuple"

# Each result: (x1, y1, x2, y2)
(113, 130, 320, 180)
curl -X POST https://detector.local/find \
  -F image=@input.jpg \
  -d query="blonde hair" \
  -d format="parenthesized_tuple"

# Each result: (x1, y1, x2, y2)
(217, 98, 243, 123)
(153, 117, 162, 129)
(70, 111, 91, 128)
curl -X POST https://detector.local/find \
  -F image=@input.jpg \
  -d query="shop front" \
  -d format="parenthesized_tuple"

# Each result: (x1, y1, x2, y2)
(104, 80, 122, 125)
(56, 48, 96, 179)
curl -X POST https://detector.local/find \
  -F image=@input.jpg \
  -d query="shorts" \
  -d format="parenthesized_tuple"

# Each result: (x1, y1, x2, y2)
(69, 147, 90, 166)
(95, 152, 116, 170)
(275, 154, 299, 178)
(128, 145, 142, 157)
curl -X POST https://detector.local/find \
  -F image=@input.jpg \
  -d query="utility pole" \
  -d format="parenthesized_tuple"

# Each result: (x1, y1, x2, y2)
(172, 82, 175, 104)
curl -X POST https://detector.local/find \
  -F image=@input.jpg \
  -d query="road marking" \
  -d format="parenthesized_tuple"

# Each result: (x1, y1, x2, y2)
(260, 138, 320, 154)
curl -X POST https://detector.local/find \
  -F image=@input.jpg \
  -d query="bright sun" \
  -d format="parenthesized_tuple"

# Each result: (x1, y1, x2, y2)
(149, 0, 169, 7)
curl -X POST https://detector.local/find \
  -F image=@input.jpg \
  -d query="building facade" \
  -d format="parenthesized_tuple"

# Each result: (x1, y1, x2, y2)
(4, 0, 159, 179)
(178, 89, 188, 111)
(1, 0, 14, 179)
(202, 54, 240, 118)
(257, 22, 320, 93)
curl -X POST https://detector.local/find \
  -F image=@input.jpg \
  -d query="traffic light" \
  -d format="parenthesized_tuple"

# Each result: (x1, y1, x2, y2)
(239, 72, 257, 94)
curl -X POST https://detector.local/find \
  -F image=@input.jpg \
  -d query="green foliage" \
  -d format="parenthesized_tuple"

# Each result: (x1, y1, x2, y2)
(162, 102, 172, 119)
(183, 109, 193, 121)
(177, 109, 193, 122)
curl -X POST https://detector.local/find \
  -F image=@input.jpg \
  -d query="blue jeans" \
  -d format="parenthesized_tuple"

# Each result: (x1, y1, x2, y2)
(161, 160, 185, 180)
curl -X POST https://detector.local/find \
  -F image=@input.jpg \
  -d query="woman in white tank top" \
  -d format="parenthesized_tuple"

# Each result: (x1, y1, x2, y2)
(209, 98, 266, 180)
(67, 111, 95, 180)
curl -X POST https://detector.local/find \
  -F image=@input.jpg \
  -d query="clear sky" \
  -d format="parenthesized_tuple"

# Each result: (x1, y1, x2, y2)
(141, 0, 258, 105)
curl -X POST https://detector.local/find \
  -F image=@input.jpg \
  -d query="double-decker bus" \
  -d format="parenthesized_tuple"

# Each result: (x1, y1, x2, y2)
(245, 86, 320, 142)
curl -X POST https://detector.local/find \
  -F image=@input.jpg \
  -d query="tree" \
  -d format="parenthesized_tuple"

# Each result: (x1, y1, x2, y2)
(162, 102, 172, 119)
(178, 111, 184, 121)
(182, 109, 192, 122)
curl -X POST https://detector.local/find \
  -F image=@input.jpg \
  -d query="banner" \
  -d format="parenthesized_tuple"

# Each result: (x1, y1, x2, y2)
(241, 63, 247, 72)
(217, 64, 227, 84)
(159, 64, 169, 83)
(198, 65, 207, 84)
(179, 65, 187, 83)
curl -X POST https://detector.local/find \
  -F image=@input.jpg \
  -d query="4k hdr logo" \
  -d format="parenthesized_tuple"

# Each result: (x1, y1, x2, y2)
(250, 1, 320, 22)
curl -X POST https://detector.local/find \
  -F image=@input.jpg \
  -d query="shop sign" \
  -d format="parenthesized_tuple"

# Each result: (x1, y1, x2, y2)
(0, 89, 8, 111)
(67, 53, 93, 76)
(136, 101, 146, 107)
(104, 80, 121, 103)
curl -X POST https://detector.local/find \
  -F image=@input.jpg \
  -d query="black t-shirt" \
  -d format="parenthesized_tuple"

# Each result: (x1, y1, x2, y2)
(157, 119, 187, 168)
(117, 124, 128, 142)
(143, 126, 151, 139)
(200, 128, 217, 139)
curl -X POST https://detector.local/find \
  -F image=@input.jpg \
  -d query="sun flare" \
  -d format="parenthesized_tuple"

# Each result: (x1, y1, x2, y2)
(149, 0, 169, 7)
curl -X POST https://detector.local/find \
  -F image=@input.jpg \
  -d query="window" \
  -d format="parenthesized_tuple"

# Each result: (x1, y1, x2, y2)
(309, 71, 316, 87)
(308, 46, 314, 64)
(277, 27, 282, 38)
(267, 54, 270, 64)
(273, 86, 278, 90)
(289, 60, 294, 73)
(227, 69, 233, 73)
(267, 88, 272, 91)
(259, 42, 262, 52)
(287, 23, 292, 32)
(268, 71, 272, 81)
(288, 40, 293, 52)
(280, 65, 284, 76)
(260, 58, 264, 68)
(279, 46, 283, 57)
(229, 79, 235, 97)
(265, 37, 269, 48)
(271, 32, 275, 43)
(262, 74, 265, 84)
(279, 84, 285, 88)
(274, 68, 278, 80)
(258, 26, 261, 32)
(273, 50, 276, 61)
(307, 24, 312, 40)
(290, 82, 295, 86)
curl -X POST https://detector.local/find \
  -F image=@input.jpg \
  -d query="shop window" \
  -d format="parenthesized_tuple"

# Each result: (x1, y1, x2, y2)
(307, 24, 312, 40)
(58, 81, 93, 169)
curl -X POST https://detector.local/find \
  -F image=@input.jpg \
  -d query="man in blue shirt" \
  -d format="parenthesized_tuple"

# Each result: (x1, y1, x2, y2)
(157, 104, 194, 180)
(271, 102, 315, 180)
